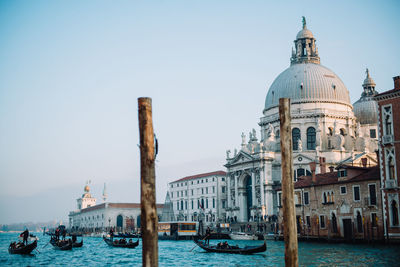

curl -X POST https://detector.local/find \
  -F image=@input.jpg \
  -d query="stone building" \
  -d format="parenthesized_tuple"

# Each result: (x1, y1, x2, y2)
(276, 165, 382, 241)
(167, 171, 227, 226)
(68, 183, 164, 232)
(375, 75, 400, 240)
(224, 18, 378, 223)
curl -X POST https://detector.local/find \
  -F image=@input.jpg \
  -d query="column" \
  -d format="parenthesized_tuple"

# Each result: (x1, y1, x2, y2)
(235, 174, 239, 207)
(251, 171, 256, 208)
(227, 173, 231, 208)
(260, 167, 265, 217)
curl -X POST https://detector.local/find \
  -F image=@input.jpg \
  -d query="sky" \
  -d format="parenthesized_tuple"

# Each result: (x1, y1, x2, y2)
(0, 0, 399, 224)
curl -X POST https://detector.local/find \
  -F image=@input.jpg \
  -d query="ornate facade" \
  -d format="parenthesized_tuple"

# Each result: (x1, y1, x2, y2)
(224, 18, 378, 223)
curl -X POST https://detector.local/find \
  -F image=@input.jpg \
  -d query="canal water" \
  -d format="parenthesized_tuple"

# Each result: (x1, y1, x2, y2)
(1, 232, 398, 266)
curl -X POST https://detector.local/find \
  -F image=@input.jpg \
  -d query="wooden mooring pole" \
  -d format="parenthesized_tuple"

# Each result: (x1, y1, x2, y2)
(279, 98, 298, 267)
(138, 97, 158, 267)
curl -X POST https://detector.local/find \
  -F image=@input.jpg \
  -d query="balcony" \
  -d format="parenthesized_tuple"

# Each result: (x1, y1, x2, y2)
(382, 135, 394, 144)
(385, 179, 398, 189)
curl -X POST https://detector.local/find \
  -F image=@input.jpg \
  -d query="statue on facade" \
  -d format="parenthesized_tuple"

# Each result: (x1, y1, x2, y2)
(226, 150, 231, 159)
(234, 148, 237, 156)
(298, 139, 303, 151)
(241, 132, 246, 144)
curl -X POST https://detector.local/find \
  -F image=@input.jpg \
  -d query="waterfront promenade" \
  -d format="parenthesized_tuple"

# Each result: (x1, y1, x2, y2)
(1, 232, 398, 266)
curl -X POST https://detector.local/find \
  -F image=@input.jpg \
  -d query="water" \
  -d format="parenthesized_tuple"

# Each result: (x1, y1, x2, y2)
(1, 233, 399, 266)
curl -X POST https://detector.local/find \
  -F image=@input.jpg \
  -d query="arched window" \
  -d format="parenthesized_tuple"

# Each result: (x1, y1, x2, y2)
(385, 114, 392, 135)
(307, 127, 316, 150)
(391, 200, 399, 226)
(328, 127, 333, 136)
(356, 211, 363, 233)
(292, 128, 301, 150)
(388, 156, 395, 180)
(340, 128, 346, 136)
(331, 213, 338, 233)
(323, 192, 327, 203)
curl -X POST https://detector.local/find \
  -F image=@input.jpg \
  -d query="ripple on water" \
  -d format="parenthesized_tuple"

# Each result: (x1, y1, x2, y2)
(1, 233, 399, 266)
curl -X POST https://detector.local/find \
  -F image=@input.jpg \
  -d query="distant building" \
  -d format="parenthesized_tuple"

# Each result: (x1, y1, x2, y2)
(375, 75, 400, 240)
(68, 183, 164, 232)
(276, 165, 383, 241)
(167, 171, 227, 226)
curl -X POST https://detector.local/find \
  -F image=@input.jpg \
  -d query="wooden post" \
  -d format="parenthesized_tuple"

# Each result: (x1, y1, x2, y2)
(138, 98, 158, 267)
(279, 98, 298, 267)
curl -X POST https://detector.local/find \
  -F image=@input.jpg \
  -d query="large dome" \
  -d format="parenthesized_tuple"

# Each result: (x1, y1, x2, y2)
(264, 63, 351, 111)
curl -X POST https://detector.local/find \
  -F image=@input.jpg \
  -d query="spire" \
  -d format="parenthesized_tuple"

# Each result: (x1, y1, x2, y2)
(362, 68, 377, 97)
(291, 17, 320, 65)
(102, 183, 108, 202)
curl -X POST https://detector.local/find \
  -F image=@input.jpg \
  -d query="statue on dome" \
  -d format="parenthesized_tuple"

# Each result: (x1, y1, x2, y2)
(302, 16, 306, 29)
(226, 150, 231, 159)
(241, 132, 246, 144)
(252, 128, 257, 140)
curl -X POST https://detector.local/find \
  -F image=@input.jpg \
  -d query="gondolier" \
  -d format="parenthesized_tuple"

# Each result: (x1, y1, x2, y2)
(205, 227, 211, 245)
(21, 229, 29, 245)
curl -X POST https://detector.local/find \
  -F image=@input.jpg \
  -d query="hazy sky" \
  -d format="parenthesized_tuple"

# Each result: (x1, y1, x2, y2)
(0, 0, 399, 224)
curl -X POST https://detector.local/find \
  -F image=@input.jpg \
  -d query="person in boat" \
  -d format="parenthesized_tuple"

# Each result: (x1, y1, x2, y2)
(72, 234, 77, 243)
(222, 241, 230, 249)
(205, 227, 211, 245)
(62, 228, 66, 240)
(55, 227, 60, 241)
(128, 239, 133, 244)
(216, 242, 222, 249)
(21, 229, 29, 245)
(109, 227, 114, 241)
(10, 242, 16, 249)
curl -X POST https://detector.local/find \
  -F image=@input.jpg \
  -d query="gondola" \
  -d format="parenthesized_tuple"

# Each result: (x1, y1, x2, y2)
(8, 240, 38, 255)
(103, 237, 139, 248)
(193, 238, 266, 254)
(50, 239, 73, 250)
(72, 240, 83, 248)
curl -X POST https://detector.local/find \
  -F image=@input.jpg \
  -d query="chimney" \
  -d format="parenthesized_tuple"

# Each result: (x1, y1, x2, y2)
(361, 158, 368, 168)
(319, 157, 326, 174)
(394, 76, 400, 91)
(309, 161, 317, 183)
(329, 166, 335, 173)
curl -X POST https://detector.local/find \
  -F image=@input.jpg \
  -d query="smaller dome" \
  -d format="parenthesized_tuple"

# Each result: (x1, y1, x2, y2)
(84, 185, 90, 192)
(363, 68, 376, 87)
(353, 97, 378, 125)
(296, 28, 314, 39)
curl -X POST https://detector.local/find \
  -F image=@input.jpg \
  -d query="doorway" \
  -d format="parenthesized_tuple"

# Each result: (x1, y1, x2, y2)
(342, 219, 352, 241)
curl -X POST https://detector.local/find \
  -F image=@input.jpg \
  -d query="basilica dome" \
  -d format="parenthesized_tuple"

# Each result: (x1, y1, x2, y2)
(264, 63, 351, 111)
(264, 18, 351, 111)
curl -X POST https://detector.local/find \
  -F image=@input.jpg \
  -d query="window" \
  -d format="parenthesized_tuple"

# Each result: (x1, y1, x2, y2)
(202, 188, 204, 194)
(191, 181, 193, 185)
(171, 184, 173, 188)
(206, 179, 208, 183)
(202, 180, 204, 183)
(304, 192, 309, 205)
(197, 180, 199, 184)
(213, 186, 215, 193)
(185, 201, 187, 210)
(213, 177, 215, 182)
(356, 211, 363, 233)
(369, 184, 377, 205)
(222, 186, 226, 193)
(206, 199, 209, 209)
(222, 200, 226, 209)
(307, 127, 316, 150)
(353, 186, 361, 201)
(306, 216, 311, 228)
(340, 186, 347, 195)
(292, 128, 301, 150)
(388, 156, 395, 180)
(206, 187, 208, 194)
(338, 169, 347, 177)
(319, 215, 326, 228)
(222, 177, 225, 181)
(177, 202, 179, 210)
(213, 198, 215, 208)
(185, 182, 187, 185)
(278, 192, 282, 207)
(383, 106, 393, 135)
(181, 200, 184, 210)
(191, 189, 193, 196)
(197, 199, 200, 209)
(171, 192, 173, 198)
(191, 200, 193, 209)
(181, 183, 183, 186)
(371, 213, 378, 227)
(370, 129, 376, 138)
(340, 128, 346, 136)
(391, 200, 399, 226)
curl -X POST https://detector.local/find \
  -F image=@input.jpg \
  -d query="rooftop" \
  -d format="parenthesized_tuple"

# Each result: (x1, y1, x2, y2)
(171, 170, 226, 183)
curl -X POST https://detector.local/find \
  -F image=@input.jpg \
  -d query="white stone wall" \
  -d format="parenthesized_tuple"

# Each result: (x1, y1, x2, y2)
(168, 173, 226, 226)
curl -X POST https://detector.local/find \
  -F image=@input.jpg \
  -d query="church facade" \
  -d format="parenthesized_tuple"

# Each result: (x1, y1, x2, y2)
(224, 18, 378, 223)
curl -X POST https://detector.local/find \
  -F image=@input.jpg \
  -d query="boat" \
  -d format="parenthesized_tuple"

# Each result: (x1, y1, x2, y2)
(103, 237, 139, 248)
(72, 240, 83, 248)
(229, 232, 258, 240)
(50, 239, 73, 250)
(8, 240, 38, 255)
(193, 238, 266, 254)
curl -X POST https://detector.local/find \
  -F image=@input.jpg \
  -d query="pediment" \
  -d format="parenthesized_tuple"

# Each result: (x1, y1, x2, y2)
(293, 153, 315, 163)
(229, 151, 254, 164)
